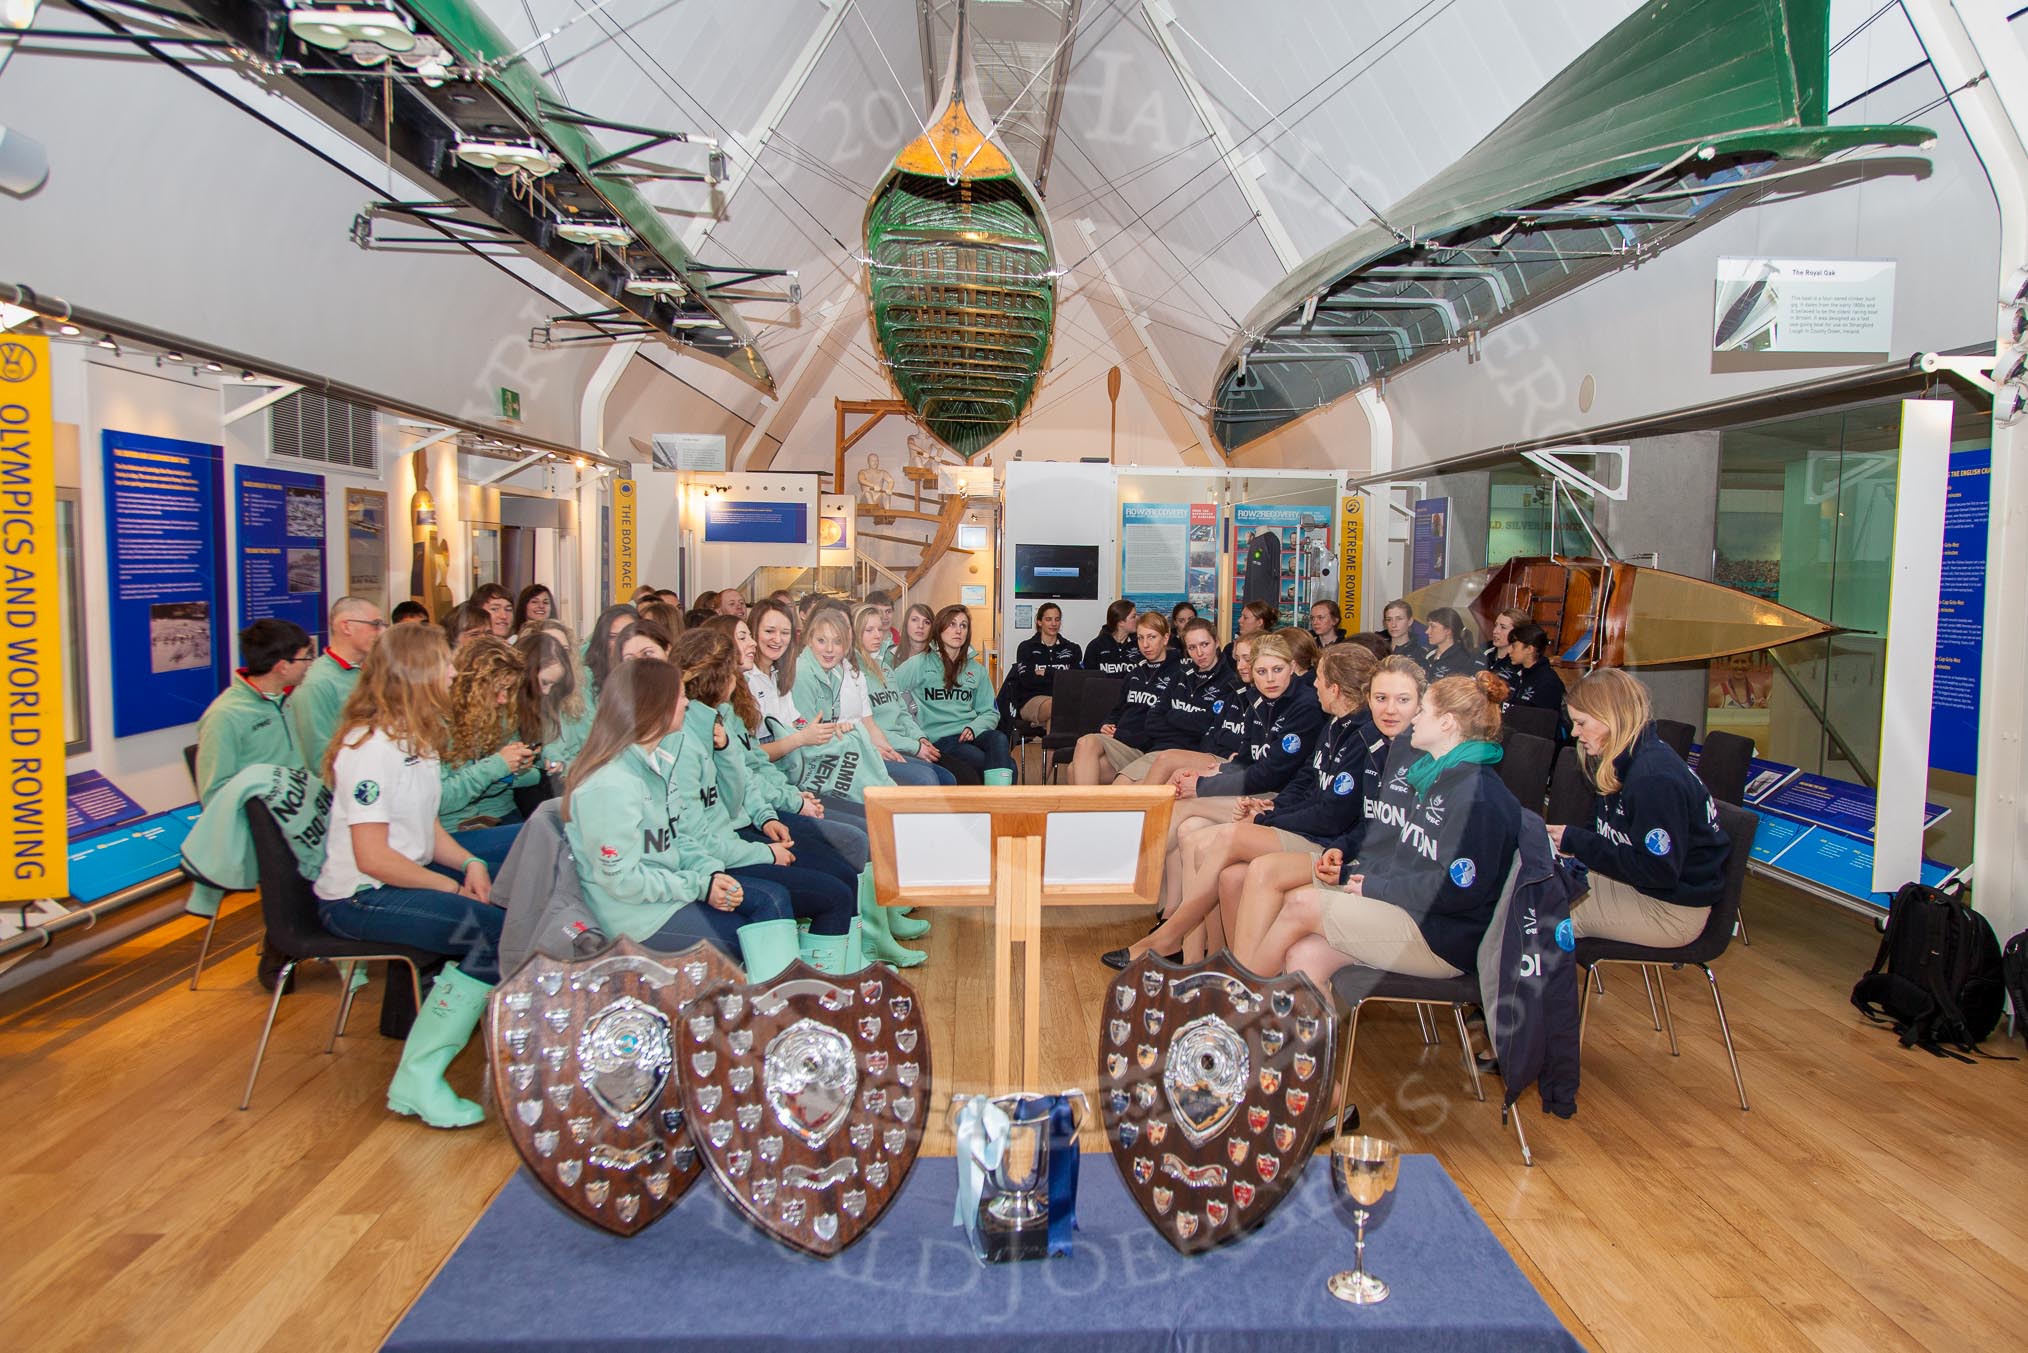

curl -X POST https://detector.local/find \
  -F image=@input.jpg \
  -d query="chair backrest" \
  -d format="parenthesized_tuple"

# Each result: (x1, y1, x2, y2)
(183, 743, 199, 788)
(247, 798, 326, 953)
(1052, 671, 1122, 738)
(1503, 704, 1559, 745)
(1681, 800, 1756, 964)
(1545, 745, 1596, 826)
(1652, 718, 1696, 761)
(1697, 730, 1754, 805)
(1496, 732, 1556, 813)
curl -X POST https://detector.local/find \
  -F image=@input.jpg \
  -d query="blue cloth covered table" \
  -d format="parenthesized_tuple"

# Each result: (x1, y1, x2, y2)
(386, 1155, 1578, 1352)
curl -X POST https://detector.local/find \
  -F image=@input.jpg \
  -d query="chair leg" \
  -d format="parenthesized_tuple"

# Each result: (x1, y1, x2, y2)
(1654, 966, 1678, 1056)
(188, 907, 222, 991)
(1735, 907, 1752, 947)
(1641, 965, 1662, 1031)
(1452, 1004, 1484, 1103)
(240, 961, 298, 1110)
(1332, 1003, 1365, 1132)
(328, 961, 360, 1053)
(402, 958, 423, 1012)
(1415, 1004, 1438, 1045)
(1509, 1105, 1533, 1167)
(1705, 966, 1750, 1111)
(1591, 965, 1605, 997)
(1578, 964, 1595, 1050)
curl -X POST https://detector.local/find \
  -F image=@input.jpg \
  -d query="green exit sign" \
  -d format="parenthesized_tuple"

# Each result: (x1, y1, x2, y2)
(498, 387, 522, 421)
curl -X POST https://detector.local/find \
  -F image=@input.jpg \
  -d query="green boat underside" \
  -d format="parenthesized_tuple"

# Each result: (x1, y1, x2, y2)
(867, 173, 1056, 460)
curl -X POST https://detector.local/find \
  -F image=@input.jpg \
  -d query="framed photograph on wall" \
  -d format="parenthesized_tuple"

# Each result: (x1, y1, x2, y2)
(346, 488, 388, 609)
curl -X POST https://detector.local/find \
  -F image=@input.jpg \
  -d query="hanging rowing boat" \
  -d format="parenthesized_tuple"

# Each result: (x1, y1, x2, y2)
(863, 0, 1057, 460)
(1404, 558, 1836, 668)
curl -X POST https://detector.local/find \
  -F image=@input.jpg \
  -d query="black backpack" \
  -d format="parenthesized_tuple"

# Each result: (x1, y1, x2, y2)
(1851, 883, 2008, 1061)
(2003, 930, 2028, 1048)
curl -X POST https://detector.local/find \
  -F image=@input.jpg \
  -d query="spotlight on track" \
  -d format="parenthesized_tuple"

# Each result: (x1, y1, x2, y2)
(3, 0, 41, 31)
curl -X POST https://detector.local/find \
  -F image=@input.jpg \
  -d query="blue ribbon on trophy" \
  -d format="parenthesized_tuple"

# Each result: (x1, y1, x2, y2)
(950, 1090, 1086, 1262)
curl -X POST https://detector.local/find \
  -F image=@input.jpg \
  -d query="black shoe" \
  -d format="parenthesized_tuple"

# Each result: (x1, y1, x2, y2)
(256, 948, 295, 995)
(1476, 1053, 1502, 1077)
(1101, 947, 1132, 971)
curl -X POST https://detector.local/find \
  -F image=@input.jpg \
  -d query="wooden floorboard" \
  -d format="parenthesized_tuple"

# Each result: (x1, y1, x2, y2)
(2, 875, 2024, 1352)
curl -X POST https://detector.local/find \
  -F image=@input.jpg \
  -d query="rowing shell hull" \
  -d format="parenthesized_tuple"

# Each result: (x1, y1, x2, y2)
(1403, 557, 1835, 667)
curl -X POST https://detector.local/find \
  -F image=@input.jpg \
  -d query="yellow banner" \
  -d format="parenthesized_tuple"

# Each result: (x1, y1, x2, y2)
(612, 476, 637, 603)
(1339, 493, 1364, 633)
(0, 333, 65, 901)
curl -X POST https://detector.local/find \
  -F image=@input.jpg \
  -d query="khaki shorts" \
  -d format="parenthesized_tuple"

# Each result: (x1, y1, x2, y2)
(1086, 734, 1143, 776)
(1317, 889, 1462, 978)
(1570, 872, 1709, 947)
(1116, 751, 1161, 782)
(1269, 827, 1320, 857)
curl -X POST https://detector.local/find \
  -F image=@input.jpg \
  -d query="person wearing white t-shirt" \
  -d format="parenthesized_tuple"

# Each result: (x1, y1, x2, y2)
(314, 624, 518, 1130)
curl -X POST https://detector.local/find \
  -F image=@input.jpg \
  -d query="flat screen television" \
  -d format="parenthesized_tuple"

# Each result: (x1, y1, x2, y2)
(1014, 543, 1101, 600)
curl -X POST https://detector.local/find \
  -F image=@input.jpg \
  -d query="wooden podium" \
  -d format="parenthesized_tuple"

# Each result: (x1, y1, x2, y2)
(863, 786, 1175, 1093)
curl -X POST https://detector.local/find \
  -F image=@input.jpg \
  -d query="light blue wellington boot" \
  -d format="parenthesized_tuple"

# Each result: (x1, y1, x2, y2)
(736, 919, 803, 981)
(889, 907, 931, 939)
(799, 920, 861, 974)
(387, 963, 493, 1129)
(856, 868, 925, 967)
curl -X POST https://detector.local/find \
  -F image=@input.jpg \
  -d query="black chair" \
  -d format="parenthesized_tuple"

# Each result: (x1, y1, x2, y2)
(1040, 672, 1123, 783)
(1497, 731, 1556, 814)
(1502, 704, 1560, 745)
(1545, 745, 1595, 827)
(513, 773, 558, 821)
(183, 743, 200, 791)
(1328, 858, 1534, 1166)
(1574, 800, 1755, 1112)
(1652, 719, 1696, 761)
(239, 799, 434, 1110)
(1696, 730, 1754, 806)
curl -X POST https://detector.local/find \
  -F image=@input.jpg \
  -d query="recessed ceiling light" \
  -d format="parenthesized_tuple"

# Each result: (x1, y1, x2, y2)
(166, 351, 184, 363)
(96, 333, 118, 350)
(204, 361, 223, 373)
(57, 323, 79, 336)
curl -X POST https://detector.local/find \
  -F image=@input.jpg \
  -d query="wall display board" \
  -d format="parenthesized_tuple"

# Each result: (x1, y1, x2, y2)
(345, 488, 388, 607)
(102, 430, 228, 737)
(612, 477, 637, 602)
(66, 805, 201, 903)
(1713, 258, 1896, 353)
(0, 332, 66, 901)
(651, 432, 727, 471)
(66, 771, 146, 837)
(1930, 447, 1988, 776)
(1121, 502, 1214, 620)
(1338, 493, 1364, 631)
(1410, 497, 1451, 591)
(704, 498, 807, 544)
(235, 464, 327, 646)
(1232, 504, 1333, 621)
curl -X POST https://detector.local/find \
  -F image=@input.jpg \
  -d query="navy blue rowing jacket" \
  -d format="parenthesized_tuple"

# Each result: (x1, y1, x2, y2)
(1198, 681, 1326, 797)
(1352, 754, 1523, 973)
(999, 635, 1082, 714)
(1256, 712, 1378, 845)
(1559, 726, 1728, 907)
(1198, 681, 1254, 760)
(1320, 728, 1415, 864)
(1084, 631, 1141, 678)
(1109, 655, 1180, 748)
(1502, 660, 1566, 715)
(1140, 659, 1235, 752)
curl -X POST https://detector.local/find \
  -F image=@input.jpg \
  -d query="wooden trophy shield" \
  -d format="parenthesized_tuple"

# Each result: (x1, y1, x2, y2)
(675, 961, 930, 1258)
(486, 939, 742, 1236)
(1098, 952, 1336, 1255)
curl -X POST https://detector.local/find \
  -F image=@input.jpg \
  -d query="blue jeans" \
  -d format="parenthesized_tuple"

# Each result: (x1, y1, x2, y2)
(886, 754, 955, 787)
(725, 860, 855, 935)
(646, 876, 792, 959)
(316, 829, 516, 983)
(788, 806, 872, 871)
(935, 729, 1013, 776)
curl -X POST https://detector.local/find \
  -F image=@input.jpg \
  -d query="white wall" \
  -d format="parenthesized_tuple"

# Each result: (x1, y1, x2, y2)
(1000, 462, 1122, 654)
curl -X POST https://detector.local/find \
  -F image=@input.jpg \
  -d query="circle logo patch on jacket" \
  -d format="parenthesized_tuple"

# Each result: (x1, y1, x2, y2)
(1332, 772, 1356, 796)
(1280, 733, 1302, 754)
(1449, 857, 1476, 888)
(1644, 828, 1672, 856)
(353, 780, 380, 806)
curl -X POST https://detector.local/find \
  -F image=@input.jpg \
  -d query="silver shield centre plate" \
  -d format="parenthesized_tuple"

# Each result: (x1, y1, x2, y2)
(575, 995, 672, 1130)
(763, 1017, 859, 1149)
(1161, 1014, 1251, 1146)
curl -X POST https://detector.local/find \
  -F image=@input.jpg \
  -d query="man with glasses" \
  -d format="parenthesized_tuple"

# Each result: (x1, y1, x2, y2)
(293, 596, 387, 771)
(194, 619, 314, 807)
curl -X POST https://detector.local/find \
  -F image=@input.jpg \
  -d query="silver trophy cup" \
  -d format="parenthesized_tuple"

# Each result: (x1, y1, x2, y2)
(952, 1090, 1087, 1260)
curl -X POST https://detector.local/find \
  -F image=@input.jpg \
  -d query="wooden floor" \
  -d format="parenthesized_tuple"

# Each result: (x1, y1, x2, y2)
(2, 874, 2025, 1352)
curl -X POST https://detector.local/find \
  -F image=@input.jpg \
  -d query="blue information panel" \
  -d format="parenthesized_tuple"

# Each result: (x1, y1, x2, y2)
(66, 805, 201, 903)
(103, 430, 229, 736)
(66, 771, 146, 837)
(1760, 822, 1954, 910)
(704, 499, 808, 544)
(1758, 772, 1945, 839)
(235, 464, 328, 645)
(1747, 810, 1809, 864)
(1931, 447, 1988, 776)
(1410, 496, 1450, 590)
(1688, 745, 1799, 805)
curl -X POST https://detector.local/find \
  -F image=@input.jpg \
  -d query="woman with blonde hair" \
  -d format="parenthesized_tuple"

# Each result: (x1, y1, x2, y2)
(850, 603, 953, 785)
(1482, 606, 1530, 681)
(314, 624, 519, 1129)
(1550, 668, 1729, 946)
(1101, 644, 1378, 969)
(1239, 672, 1521, 991)
(439, 637, 538, 830)
(1133, 630, 1257, 788)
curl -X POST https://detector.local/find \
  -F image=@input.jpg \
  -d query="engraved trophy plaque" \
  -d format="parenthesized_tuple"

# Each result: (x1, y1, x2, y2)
(676, 961, 931, 1258)
(487, 939, 742, 1236)
(1098, 952, 1335, 1255)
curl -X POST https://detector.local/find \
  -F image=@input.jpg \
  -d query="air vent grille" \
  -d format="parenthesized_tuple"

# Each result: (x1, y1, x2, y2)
(269, 390, 379, 472)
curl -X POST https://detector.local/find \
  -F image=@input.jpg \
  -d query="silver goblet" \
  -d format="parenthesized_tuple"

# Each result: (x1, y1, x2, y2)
(1327, 1135, 1400, 1304)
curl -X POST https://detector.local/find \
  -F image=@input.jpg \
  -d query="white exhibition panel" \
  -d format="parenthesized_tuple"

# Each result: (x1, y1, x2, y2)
(1872, 399, 1953, 894)
(893, 812, 993, 889)
(1041, 811, 1147, 887)
(999, 461, 1119, 650)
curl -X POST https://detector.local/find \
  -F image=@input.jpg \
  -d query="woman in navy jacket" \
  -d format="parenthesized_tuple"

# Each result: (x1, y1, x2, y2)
(1238, 671, 1523, 988)
(997, 601, 1082, 729)
(1069, 613, 1177, 784)
(1550, 669, 1729, 947)
(1105, 643, 1366, 969)
(1135, 631, 1256, 787)
(1085, 599, 1142, 677)
(1501, 622, 1567, 719)
(1226, 654, 1426, 962)
(1114, 619, 1233, 780)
